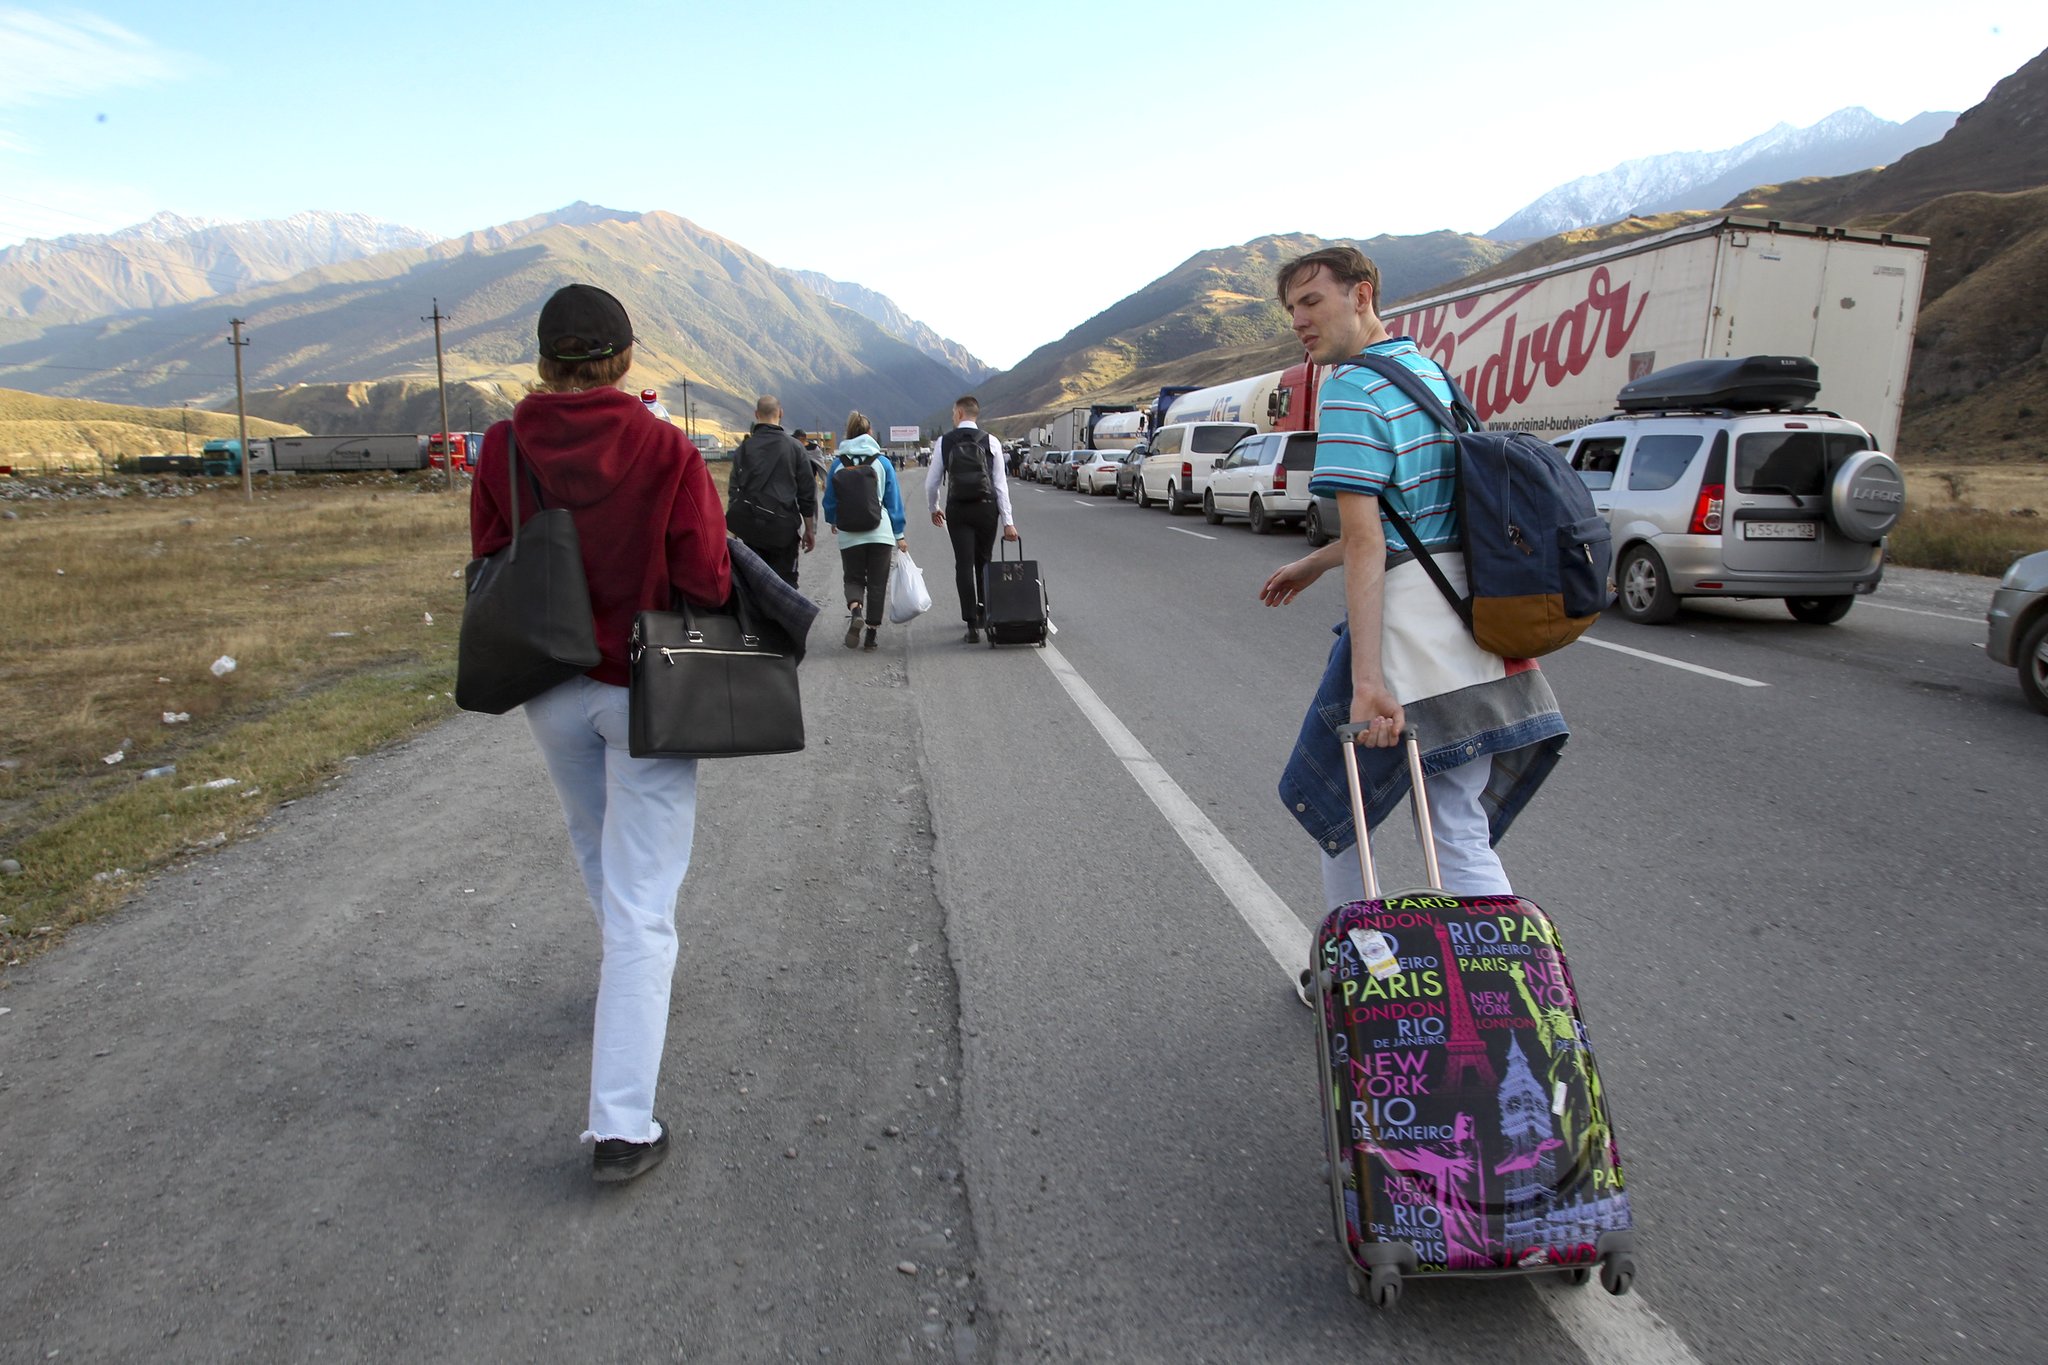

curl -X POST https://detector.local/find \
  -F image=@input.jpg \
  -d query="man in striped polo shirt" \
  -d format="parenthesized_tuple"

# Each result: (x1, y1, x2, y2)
(1262, 247, 1568, 917)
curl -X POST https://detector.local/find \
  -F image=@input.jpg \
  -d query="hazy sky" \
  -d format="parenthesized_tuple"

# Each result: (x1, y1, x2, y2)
(1, 1, 2041, 369)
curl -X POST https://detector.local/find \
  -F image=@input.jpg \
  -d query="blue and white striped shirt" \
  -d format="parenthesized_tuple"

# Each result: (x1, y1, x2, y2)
(1307, 337, 1459, 553)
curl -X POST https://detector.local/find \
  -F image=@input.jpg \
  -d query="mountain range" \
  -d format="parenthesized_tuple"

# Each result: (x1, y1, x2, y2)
(0, 206, 985, 438)
(1488, 107, 1956, 240)
(0, 211, 440, 321)
(787, 271, 992, 383)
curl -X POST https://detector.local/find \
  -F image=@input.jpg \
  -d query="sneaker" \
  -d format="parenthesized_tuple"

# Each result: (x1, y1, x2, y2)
(844, 611, 862, 649)
(862, 628, 878, 651)
(592, 1123, 670, 1184)
(963, 627, 981, 644)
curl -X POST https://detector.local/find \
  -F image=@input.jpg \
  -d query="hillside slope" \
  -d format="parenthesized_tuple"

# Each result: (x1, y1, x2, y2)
(0, 387, 301, 463)
(977, 231, 1510, 420)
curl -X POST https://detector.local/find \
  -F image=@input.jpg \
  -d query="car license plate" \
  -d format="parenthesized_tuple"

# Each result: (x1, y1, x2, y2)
(1743, 521, 1817, 540)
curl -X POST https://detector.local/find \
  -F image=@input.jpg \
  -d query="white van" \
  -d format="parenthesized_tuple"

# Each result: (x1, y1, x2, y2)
(1134, 420, 1258, 514)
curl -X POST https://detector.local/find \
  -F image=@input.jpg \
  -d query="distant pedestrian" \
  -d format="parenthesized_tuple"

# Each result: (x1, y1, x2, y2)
(822, 411, 909, 651)
(727, 397, 817, 587)
(469, 283, 732, 1180)
(1261, 246, 1568, 922)
(925, 395, 1017, 642)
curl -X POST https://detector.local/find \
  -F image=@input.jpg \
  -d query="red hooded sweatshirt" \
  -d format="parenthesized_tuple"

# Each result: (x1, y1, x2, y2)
(470, 386, 732, 687)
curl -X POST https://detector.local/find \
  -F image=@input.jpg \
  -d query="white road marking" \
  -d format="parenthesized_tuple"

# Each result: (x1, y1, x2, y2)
(1035, 643, 1304, 975)
(1038, 639, 1710, 1365)
(1580, 636, 1769, 687)
(1168, 527, 1217, 541)
(1072, 499, 1095, 508)
(1861, 599, 1983, 624)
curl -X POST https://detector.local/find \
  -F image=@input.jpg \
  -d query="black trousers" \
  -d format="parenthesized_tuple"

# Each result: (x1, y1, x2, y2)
(945, 501, 999, 625)
(839, 542, 894, 626)
(745, 537, 800, 588)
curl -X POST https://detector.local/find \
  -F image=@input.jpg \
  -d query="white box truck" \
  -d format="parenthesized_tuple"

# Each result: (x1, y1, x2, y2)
(268, 434, 430, 473)
(1271, 215, 1930, 452)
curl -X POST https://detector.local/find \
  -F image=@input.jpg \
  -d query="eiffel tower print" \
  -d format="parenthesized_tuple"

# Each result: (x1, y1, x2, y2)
(1432, 919, 1498, 1091)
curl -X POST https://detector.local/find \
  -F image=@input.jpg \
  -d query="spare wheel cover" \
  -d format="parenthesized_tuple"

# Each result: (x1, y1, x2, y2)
(1829, 450, 1905, 542)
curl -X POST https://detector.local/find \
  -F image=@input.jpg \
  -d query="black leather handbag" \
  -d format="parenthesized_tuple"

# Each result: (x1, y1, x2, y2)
(454, 433, 601, 715)
(627, 574, 804, 758)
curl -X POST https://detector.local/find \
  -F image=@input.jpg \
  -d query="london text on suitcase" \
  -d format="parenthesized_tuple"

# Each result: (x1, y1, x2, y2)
(1310, 726, 1636, 1310)
(981, 536, 1049, 647)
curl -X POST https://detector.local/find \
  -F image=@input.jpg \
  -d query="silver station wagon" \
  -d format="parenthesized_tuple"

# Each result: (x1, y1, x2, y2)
(1558, 356, 1905, 625)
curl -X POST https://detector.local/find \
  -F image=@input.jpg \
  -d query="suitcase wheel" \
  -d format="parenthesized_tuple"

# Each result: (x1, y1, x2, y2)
(1348, 1264, 1401, 1309)
(1562, 1266, 1593, 1289)
(1599, 1253, 1635, 1297)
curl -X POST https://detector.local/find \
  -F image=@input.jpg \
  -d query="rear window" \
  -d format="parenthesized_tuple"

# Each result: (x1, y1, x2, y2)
(1281, 435, 1317, 471)
(1627, 434, 1703, 491)
(1191, 424, 1256, 455)
(1735, 430, 1870, 495)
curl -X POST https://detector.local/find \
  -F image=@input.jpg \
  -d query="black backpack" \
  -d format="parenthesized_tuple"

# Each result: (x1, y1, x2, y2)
(831, 455, 885, 533)
(941, 427, 991, 504)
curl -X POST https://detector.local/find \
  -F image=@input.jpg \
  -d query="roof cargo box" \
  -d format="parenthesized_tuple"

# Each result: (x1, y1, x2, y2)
(1617, 355, 1821, 413)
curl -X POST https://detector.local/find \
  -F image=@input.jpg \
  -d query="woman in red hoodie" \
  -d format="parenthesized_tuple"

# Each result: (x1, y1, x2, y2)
(471, 284, 731, 1184)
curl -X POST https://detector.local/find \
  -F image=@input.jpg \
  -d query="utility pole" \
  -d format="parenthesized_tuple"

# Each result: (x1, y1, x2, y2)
(424, 299, 453, 492)
(180, 402, 190, 457)
(228, 319, 251, 503)
(680, 379, 691, 440)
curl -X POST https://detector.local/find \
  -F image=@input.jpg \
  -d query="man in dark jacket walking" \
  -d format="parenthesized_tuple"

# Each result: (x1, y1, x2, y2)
(727, 396, 817, 586)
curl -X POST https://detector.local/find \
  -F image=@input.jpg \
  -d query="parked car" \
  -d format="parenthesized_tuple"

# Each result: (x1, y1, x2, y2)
(1039, 449, 1074, 488)
(1134, 421, 1259, 514)
(1987, 549, 2048, 714)
(1019, 447, 1051, 482)
(1074, 449, 1124, 496)
(1058, 450, 1087, 490)
(1203, 430, 1317, 533)
(1559, 359, 1904, 625)
(1114, 446, 1147, 500)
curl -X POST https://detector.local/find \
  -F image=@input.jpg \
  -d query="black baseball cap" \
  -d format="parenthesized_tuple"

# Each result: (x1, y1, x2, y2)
(537, 284, 634, 362)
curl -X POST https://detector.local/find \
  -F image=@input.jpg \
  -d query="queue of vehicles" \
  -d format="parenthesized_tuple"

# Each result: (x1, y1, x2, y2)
(1012, 211, 1948, 630)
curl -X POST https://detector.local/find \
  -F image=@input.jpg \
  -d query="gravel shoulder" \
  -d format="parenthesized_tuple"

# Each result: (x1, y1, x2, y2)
(0, 616, 984, 1363)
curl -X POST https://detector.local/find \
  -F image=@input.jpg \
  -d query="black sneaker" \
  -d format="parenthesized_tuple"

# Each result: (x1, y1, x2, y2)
(963, 626, 981, 643)
(862, 628, 878, 651)
(844, 612, 862, 649)
(592, 1123, 670, 1184)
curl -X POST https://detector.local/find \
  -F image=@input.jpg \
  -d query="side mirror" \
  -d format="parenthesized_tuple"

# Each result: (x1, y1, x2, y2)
(1212, 457, 1225, 469)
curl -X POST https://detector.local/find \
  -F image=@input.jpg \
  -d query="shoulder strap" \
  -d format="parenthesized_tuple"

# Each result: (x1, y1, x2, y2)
(1348, 353, 1481, 434)
(1343, 355, 1473, 626)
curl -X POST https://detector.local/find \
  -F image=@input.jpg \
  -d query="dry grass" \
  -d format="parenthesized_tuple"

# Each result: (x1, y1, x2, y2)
(0, 462, 735, 956)
(1893, 462, 2048, 575)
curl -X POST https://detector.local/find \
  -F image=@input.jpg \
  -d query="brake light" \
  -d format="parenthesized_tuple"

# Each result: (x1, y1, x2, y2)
(1274, 465, 1288, 491)
(1180, 461, 1192, 479)
(1689, 482, 1724, 535)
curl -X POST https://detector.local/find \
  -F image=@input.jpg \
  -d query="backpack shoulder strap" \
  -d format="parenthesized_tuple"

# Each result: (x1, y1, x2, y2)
(1342, 355, 1474, 627)
(1348, 353, 1480, 433)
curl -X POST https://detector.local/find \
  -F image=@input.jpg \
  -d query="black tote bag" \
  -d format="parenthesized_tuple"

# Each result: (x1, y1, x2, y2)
(627, 574, 804, 759)
(454, 433, 602, 715)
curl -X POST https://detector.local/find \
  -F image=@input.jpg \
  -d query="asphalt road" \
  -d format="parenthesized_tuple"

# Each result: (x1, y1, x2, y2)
(2, 478, 2042, 1363)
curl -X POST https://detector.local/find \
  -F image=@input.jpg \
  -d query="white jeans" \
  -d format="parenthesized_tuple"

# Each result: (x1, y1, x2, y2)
(1320, 755, 1511, 909)
(523, 677, 699, 1144)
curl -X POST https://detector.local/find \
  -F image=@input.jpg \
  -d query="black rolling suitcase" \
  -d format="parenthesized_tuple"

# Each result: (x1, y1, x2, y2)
(1308, 725, 1636, 1309)
(981, 537, 1049, 647)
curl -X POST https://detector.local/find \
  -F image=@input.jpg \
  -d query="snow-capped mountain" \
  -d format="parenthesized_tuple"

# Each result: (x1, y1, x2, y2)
(0, 210, 442, 320)
(1489, 107, 1957, 240)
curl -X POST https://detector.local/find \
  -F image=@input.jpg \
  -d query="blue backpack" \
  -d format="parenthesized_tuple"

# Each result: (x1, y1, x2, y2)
(1351, 354, 1613, 658)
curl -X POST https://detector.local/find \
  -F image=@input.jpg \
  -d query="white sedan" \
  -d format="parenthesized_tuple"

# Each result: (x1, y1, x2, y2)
(1073, 450, 1125, 496)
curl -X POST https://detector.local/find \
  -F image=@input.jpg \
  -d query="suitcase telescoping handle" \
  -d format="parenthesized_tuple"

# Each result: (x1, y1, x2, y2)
(1334, 724, 1442, 899)
(999, 533, 1023, 562)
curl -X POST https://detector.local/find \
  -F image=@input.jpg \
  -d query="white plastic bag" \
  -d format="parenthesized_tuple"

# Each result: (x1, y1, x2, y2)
(888, 551, 932, 625)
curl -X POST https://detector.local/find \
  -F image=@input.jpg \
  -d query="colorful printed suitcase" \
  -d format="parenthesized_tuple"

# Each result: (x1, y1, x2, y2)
(1310, 726, 1636, 1309)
